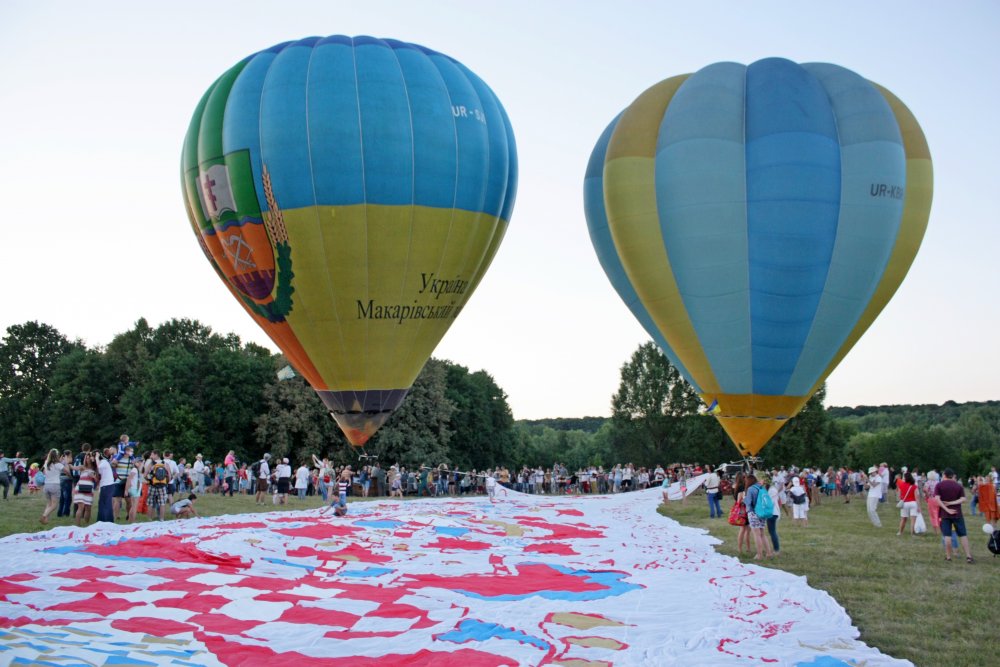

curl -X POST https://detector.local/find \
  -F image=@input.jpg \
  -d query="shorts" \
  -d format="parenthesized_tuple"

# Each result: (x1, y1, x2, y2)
(44, 487, 60, 502)
(167, 483, 176, 495)
(747, 511, 765, 529)
(148, 486, 168, 508)
(112, 481, 126, 498)
(940, 516, 967, 538)
(900, 501, 918, 518)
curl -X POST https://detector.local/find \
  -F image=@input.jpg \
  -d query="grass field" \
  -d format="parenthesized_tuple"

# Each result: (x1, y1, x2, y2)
(658, 493, 996, 667)
(1, 488, 994, 667)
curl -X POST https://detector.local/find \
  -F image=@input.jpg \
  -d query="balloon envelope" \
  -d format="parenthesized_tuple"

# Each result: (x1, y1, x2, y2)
(586, 58, 931, 456)
(182, 36, 517, 445)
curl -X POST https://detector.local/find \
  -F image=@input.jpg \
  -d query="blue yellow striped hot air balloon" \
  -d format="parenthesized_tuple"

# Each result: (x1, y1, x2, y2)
(585, 58, 931, 456)
(181, 36, 517, 446)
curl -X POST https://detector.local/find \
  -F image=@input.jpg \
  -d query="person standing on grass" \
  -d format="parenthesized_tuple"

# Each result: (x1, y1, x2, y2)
(57, 449, 74, 518)
(39, 449, 64, 525)
(896, 472, 919, 535)
(254, 453, 271, 504)
(73, 452, 97, 526)
(704, 465, 722, 518)
(146, 451, 170, 521)
(789, 476, 809, 527)
(935, 468, 974, 563)
(294, 461, 310, 500)
(743, 472, 772, 555)
(96, 448, 116, 523)
(193, 454, 206, 493)
(761, 472, 781, 556)
(223, 451, 237, 497)
(274, 457, 292, 505)
(866, 466, 883, 528)
(924, 470, 942, 535)
(976, 475, 999, 525)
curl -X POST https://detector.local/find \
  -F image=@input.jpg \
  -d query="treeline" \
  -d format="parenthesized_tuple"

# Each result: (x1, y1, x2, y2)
(4, 320, 997, 476)
(0, 320, 519, 470)
(513, 342, 1000, 476)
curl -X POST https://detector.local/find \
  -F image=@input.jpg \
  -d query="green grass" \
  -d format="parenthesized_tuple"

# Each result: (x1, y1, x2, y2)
(2, 489, 994, 667)
(659, 494, 996, 667)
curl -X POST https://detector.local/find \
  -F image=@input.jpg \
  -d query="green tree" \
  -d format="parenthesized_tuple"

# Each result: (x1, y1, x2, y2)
(443, 362, 516, 470)
(609, 341, 701, 464)
(369, 358, 455, 468)
(254, 370, 344, 466)
(43, 347, 121, 448)
(0, 321, 82, 458)
(764, 386, 844, 468)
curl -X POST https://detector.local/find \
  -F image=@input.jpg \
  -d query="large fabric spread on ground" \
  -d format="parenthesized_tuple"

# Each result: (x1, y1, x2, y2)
(0, 488, 908, 666)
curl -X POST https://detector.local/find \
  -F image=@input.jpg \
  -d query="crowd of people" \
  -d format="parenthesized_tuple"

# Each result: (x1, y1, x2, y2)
(5, 438, 999, 558)
(687, 462, 1000, 563)
(1, 438, 199, 526)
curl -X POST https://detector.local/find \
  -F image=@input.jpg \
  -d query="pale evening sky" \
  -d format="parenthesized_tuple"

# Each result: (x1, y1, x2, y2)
(2, 1, 997, 419)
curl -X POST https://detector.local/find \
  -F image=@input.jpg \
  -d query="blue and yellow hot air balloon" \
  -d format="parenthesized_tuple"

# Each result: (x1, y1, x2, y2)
(585, 58, 931, 456)
(182, 36, 517, 446)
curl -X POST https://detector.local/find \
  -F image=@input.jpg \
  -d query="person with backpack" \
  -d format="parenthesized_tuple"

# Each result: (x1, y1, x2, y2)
(146, 451, 170, 521)
(744, 473, 775, 560)
(761, 472, 781, 557)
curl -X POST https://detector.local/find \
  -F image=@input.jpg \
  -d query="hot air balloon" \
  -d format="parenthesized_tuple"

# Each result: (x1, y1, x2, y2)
(585, 58, 931, 457)
(182, 36, 517, 446)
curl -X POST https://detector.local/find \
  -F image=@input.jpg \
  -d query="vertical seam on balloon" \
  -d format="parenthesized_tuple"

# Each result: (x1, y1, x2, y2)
(399, 52, 463, 385)
(351, 36, 369, 416)
(403, 52, 458, 400)
(785, 65, 842, 398)
(376, 40, 417, 417)
(741, 63, 752, 408)
(302, 39, 350, 399)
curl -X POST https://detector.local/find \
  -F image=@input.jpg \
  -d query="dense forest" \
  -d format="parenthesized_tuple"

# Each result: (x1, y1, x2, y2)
(2, 321, 998, 476)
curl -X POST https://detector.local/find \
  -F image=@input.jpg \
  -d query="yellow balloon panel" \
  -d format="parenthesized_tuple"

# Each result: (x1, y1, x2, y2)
(706, 394, 811, 456)
(282, 204, 502, 392)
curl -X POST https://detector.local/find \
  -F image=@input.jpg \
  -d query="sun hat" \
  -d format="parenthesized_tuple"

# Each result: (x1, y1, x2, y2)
(868, 466, 878, 474)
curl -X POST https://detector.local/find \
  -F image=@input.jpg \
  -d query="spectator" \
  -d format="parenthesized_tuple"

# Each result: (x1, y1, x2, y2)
(896, 472, 919, 536)
(171, 494, 198, 519)
(866, 466, 883, 528)
(96, 448, 116, 523)
(935, 468, 974, 563)
(72, 452, 98, 526)
(790, 476, 809, 527)
(39, 449, 64, 525)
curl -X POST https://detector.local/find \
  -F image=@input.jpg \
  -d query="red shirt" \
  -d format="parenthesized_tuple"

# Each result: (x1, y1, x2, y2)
(897, 480, 917, 503)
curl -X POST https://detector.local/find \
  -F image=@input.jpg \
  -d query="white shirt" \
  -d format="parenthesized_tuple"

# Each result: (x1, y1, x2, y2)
(258, 460, 270, 479)
(98, 458, 115, 488)
(276, 463, 291, 479)
(705, 472, 720, 492)
(295, 465, 310, 489)
(868, 475, 883, 499)
(193, 460, 205, 475)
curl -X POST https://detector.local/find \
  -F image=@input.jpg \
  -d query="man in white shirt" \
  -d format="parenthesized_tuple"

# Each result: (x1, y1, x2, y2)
(96, 448, 116, 523)
(866, 466, 883, 528)
(192, 454, 206, 493)
(704, 465, 722, 518)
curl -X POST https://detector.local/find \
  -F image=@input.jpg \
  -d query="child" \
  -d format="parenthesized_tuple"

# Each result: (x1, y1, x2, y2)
(171, 494, 198, 519)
